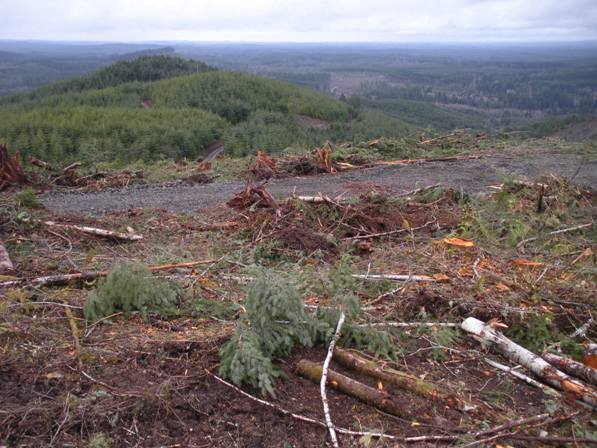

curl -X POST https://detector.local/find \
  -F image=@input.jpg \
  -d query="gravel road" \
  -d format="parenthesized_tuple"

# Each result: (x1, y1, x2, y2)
(41, 149, 596, 215)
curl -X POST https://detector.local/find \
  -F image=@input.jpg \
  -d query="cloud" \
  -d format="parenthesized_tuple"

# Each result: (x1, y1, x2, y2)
(1, 0, 596, 41)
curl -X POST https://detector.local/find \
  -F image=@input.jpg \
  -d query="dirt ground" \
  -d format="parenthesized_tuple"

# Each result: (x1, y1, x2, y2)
(2, 147, 596, 447)
(40, 147, 597, 215)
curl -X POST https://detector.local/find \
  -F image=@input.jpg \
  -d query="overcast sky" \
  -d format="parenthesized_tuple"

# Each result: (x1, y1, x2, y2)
(1, 0, 597, 42)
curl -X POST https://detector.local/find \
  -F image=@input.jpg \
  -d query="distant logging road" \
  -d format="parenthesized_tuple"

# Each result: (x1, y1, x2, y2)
(41, 148, 597, 215)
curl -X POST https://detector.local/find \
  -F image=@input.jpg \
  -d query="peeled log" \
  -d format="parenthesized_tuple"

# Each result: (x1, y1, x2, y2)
(462, 317, 597, 407)
(44, 221, 143, 241)
(296, 359, 411, 419)
(0, 241, 14, 273)
(543, 352, 597, 387)
(334, 348, 474, 411)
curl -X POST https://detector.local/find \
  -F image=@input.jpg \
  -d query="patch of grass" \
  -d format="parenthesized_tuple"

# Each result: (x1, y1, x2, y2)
(506, 315, 584, 360)
(15, 187, 39, 209)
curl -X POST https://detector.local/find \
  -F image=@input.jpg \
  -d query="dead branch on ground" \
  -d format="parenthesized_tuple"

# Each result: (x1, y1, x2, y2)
(44, 221, 143, 241)
(320, 312, 345, 448)
(0, 259, 217, 288)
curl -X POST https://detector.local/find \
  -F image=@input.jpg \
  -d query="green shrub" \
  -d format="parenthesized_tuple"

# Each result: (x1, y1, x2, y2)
(84, 263, 178, 321)
(15, 187, 39, 209)
(219, 272, 321, 396)
(219, 263, 398, 396)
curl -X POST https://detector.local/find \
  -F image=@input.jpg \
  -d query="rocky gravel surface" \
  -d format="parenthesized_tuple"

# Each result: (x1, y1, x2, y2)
(41, 148, 597, 215)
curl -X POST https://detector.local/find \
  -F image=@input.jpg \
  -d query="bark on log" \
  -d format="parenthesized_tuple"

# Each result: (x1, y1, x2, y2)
(44, 221, 143, 241)
(0, 259, 217, 288)
(0, 240, 14, 273)
(462, 317, 597, 407)
(543, 352, 597, 387)
(296, 359, 412, 419)
(334, 348, 474, 411)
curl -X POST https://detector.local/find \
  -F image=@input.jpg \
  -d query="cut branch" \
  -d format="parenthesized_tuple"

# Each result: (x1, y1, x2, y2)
(462, 317, 597, 407)
(296, 359, 413, 419)
(44, 221, 143, 241)
(0, 259, 217, 288)
(483, 358, 561, 399)
(320, 312, 345, 448)
(517, 222, 593, 248)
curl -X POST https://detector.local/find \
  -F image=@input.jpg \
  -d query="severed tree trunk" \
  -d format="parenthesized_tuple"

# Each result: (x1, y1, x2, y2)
(462, 317, 597, 407)
(296, 359, 412, 419)
(44, 221, 143, 241)
(0, 241, 14, 273)
(333, 348, 475, 412)
(543, 352, 597, 387)
(0, 144, 28, 190)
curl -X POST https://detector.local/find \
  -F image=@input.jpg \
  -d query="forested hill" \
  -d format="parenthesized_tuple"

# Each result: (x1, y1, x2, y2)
(1, 55, 214, 105)
(0, 56, 414, 164)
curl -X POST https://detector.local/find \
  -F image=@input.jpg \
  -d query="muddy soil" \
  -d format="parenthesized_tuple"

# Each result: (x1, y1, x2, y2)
(41, 148, 596, 215)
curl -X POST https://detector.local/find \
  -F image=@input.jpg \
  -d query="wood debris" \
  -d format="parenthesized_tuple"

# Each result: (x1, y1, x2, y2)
(297, 359, 414, 419)
(0, 144, 28, 190)
(462, 317, 597, 407)
(0, 259, 217, 288)
(44, 221, 143, 241)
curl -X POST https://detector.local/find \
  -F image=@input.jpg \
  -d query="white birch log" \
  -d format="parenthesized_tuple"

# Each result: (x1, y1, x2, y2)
(543, 352, 597, 387)
(462, 317, 597, 407)
(0, 240, 14, 273)
(44, 221, 143, 241)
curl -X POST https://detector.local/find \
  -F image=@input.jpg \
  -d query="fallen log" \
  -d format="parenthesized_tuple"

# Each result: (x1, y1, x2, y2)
(462, 317, 597, 407)
(543, 352, 597, 387)
(0, 144, 28, 190)
(334, 348, 475, 411)
(0, 240, 14, 273)
(0, 259, 217, 288)
(296, 359, 413, 419)
(44, 221, 143, 241)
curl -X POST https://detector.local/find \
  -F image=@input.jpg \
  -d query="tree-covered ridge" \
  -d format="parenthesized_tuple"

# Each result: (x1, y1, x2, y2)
(1, 55, 214, 105)
(0, 56, 415, 163)
(0, 106, 226, 163)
